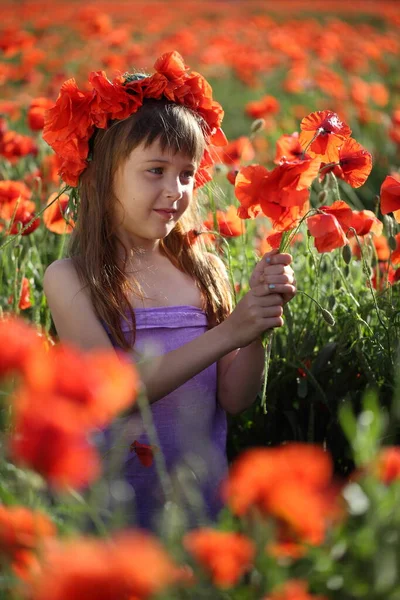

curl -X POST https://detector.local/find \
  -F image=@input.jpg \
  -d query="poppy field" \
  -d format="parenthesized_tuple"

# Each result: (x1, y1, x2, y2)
(1, 1, 400, 598)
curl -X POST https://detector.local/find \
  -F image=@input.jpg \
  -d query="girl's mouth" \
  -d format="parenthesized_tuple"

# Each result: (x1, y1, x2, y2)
(153, 209, 177, 220)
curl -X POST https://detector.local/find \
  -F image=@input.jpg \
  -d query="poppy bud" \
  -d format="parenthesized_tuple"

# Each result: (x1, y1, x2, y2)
(342, 244, 352, 264)
(383, 215, 394, 237)
(250, 118, 265, 134)
(321, 308, 335, 326)
(389, 235, 397, 251)
(318, 190, 327, 203)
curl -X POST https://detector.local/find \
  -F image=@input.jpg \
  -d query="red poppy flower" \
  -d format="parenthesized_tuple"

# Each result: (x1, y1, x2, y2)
(8, 277, 32, 310)
(0, 506, 56, 581)
(20, 344, 139, 432)
(234, 164, 265, 219)
(335, 138, 373, 188)
(380, 174, 400, 222)
(30, 532, 180, 600)
(0, 130, 38, 163)
(89, 71, 141, 126)
(307, 213, 347, 253)
(183, 529, 255, 588)
(245, 95, 280, 119)
(222, 444, 342, 555)
(11, 404, 101, 490)
(318, 200, 353, 230)
(0, 180, 31, 207)
(203, 205, 243, 238)
(214, 136, 254, 166)
(299, 110, 352, 162)
(0, 316, 47, 380)
(130, 440, 158, 467)
(154, 50, 189, 81)
(27, 97, 54, 131)
(43, 193, 74, 234)
(347, 210, 382, 237)
(1, 202, 40, 236)
(274, 132, 304, 164)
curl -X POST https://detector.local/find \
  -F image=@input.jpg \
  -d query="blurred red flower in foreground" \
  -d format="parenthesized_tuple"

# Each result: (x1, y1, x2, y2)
(0, 506, 56, 581)
(380, 173, 400, 222)
(222, 443, 341, 548)
(30, 532, 181, 600)
(264, 580, 327, 600)
(0, 316, 139, 489)
(0, 316, 46, 378)
(183, 528, 255, 588)
(299, 110, 352, 162)
(11, 405, 101, 489)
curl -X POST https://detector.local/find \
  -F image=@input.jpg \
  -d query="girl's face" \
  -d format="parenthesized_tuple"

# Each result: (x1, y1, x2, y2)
(113, 137, 197, 251)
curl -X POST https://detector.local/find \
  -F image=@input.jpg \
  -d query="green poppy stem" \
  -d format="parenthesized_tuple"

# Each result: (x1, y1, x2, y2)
(260, 230, 291, 414)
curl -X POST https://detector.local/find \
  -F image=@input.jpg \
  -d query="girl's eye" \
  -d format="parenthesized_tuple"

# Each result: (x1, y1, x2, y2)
(181, 171, 195, 181)
(148, 167, 163, 175)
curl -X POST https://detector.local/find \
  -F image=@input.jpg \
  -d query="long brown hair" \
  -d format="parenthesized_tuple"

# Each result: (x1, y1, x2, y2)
(68, 99, 232, 350)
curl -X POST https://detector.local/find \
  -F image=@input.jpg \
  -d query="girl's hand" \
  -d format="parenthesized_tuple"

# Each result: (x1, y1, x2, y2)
(250, 249, 296, 304)
(223, 284, 284, 348)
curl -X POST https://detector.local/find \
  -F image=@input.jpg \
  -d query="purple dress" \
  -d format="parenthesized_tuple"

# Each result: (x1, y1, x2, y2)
(100, 305, 228, 531)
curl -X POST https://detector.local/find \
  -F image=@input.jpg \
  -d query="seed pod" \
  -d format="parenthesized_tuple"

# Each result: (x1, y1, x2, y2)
(318, 190, 327, 203)
(389, 235, 397, 251)
(250, 118, 265, 134)
(344, 265, 350, 277)
(342, 244, 352, 264)
(321, 308, 335, 326)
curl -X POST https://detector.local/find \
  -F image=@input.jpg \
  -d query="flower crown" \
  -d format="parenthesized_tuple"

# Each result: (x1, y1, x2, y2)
(42, 51, 227, 188)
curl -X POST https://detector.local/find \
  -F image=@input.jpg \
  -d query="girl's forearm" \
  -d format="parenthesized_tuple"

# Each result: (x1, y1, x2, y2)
(217, 337, 265, 415)
(126, 320, 237, 411)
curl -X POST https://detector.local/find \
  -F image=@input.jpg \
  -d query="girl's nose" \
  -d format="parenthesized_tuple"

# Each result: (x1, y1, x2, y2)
(164, 176, 183, 201)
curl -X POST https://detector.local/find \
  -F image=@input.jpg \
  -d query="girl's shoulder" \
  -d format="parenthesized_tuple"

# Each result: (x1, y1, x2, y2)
(43, 258, 112, 351)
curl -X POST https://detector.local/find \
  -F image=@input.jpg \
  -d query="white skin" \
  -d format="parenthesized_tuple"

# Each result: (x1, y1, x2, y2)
(113, 137, 196, 259)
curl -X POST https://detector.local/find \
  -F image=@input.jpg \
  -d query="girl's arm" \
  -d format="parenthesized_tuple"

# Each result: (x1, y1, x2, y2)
(43, 258, 284, 413)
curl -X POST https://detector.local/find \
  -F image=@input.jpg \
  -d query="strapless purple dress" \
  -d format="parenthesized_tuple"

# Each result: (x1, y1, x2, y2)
(100, 305, 228, 531)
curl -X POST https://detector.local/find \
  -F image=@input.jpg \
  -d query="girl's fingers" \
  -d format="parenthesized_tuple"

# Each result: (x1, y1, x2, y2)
(253, 283, 296, 297)
(264, 274, 295, 285)
(260, 264, 285, 277)
(263, 252, 292, 266)
(261, 316, 284, 329)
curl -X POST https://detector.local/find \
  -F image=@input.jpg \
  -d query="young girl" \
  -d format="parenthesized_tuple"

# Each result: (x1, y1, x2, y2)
(42, 52, 296, 532)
